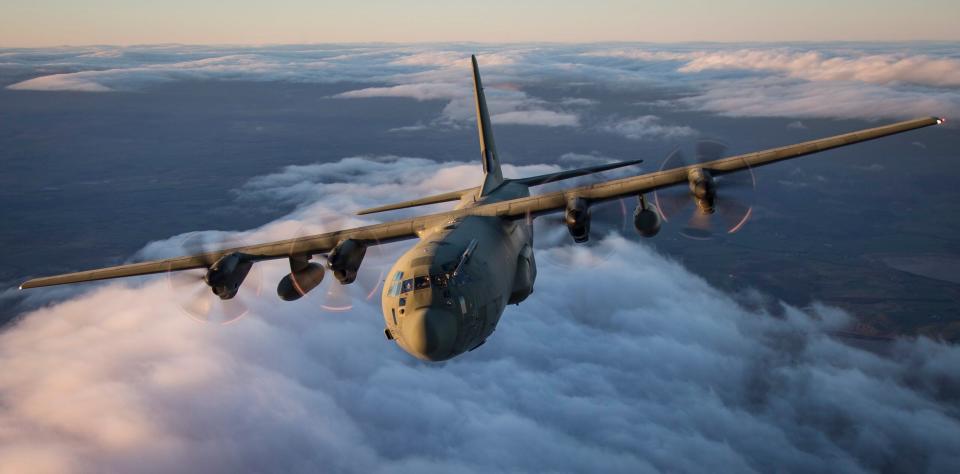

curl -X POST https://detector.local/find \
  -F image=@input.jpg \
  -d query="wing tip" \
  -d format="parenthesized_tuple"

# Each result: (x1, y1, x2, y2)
(936, 117, 946, 125)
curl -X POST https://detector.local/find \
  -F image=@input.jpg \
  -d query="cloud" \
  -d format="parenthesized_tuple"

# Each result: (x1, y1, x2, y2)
(558, 152, 618, 166)
(587, 48, 960, 88)
(334, 83, 465, 101)
(8, 73, 114, 92)
(2, 156, 959, 473)
(5, 50, 386, 92)
(787, 120, 807, 130)
(387, 123, 430, 133)
(491, 110, 579, 127)
(679, 76, 960, 120)
(329, 50, 582, 129)
(6, 44, 957, 121)
(584, 46, 960, 120)
(600, 115, 697, 140)
(559, 97, 598, 107)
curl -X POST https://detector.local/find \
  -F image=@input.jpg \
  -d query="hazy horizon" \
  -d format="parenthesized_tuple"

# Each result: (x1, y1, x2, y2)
(2, 0, 959, 47)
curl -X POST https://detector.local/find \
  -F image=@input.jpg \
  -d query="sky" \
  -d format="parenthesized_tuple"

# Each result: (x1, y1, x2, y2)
(0, 42, 959, 472)
(1, 0, 960, 47)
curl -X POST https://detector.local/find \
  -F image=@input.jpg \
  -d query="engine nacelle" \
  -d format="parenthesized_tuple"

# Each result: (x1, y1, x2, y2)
(687, 168, 716, 213)
(564, 197, 591, 243)
(328, 239, 367, 284)
(205, 252, 254, 300)
(277, 262, 325, 301)
(633, 199, 662, 238)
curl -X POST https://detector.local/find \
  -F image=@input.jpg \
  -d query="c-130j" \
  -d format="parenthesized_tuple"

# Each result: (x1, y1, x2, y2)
(20, 56, 944, 361)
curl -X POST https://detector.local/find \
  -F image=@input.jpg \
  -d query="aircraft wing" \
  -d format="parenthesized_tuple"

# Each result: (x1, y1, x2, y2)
(19, 218, 437, 289)
(19, 116, 942, 290)
(466, 116, 944, 219)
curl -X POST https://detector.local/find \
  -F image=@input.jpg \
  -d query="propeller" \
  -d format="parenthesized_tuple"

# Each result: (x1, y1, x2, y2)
(283, 214, 386, 313)
(653, 139, 756, 240)
(166, 232, 263, 324)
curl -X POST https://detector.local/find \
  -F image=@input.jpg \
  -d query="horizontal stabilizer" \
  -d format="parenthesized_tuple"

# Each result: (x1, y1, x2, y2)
(514, 159, 643, 187)
(357, 160, 642, 215)
(356, 188, 475, 215)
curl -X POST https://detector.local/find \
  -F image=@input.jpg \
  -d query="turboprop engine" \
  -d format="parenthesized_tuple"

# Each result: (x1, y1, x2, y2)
(327, 238, 367, 284)
(205, 252, 255, 299)
(633, 195, 661, 238)
(564, 197, 591, 243)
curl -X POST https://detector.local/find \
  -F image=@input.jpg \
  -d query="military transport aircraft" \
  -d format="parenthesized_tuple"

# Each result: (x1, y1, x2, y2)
(20, 56, 944, 361)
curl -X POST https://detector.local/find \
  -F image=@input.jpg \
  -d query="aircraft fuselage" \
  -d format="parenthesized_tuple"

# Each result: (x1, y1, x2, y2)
(381, 182, 536, 361)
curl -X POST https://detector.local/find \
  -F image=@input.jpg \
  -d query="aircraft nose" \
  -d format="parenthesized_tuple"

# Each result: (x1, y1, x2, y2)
(399, 307, 458, 361)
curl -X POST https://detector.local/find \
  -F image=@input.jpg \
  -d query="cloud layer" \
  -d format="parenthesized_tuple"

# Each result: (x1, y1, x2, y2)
(589, 48, 960, 88)
(2, 156, 959, 473)
(5, 43, 957, 124)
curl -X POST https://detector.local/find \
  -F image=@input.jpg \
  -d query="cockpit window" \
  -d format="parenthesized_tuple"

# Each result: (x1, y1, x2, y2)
(395, 269, 466, 295)
(387, 271, 406, 296)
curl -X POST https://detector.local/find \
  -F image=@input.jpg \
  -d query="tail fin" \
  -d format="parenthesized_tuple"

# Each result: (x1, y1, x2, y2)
(472, 55, 504, 196)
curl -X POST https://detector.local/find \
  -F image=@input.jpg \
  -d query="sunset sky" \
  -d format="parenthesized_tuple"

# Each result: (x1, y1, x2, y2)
(2, 1, 960, 470)
(2, 0, 959, 46)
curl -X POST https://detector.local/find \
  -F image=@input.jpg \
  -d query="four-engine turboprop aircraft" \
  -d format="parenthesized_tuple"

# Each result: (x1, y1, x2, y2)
(20, 56, 944, 361)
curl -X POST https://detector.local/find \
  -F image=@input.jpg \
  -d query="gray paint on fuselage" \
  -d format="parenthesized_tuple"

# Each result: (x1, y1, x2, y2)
(381, 181, 534, 361)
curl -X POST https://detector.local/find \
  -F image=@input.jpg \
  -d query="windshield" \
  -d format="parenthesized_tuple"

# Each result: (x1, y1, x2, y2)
(392, 267, 465, 296)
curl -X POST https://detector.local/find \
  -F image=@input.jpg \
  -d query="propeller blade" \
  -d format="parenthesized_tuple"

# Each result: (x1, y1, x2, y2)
(169, 268, 204, 290)
(320, 281, 354, 312)
(717, 198, 753, 234)
(655, 138, 758, 240)
(183, 286, 214, 321)
(165, 232, 261, 324)
(695, 139, 729, 163)
(214, 297, 249, 324)
(655, 190, 693, 222)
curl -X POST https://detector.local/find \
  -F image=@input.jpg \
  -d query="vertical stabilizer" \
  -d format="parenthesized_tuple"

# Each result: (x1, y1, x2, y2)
(472, 55, 504, 196)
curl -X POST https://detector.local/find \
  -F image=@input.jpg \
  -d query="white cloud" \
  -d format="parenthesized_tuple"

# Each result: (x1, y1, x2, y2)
(6, 51, 370, 92)
(2, 156, 958, 473)
(600, 115, 697, 140)
(8, 73, 113, 92)
(679, 50, 960, 88)
(387, 123, 430, 133)
(334, 83, 465, 101)
(587, 48, 960, 88)
(492, 109, 580, 127)
(585, 47, 960, 120)
(559, 97, 598, 107)
(680, 76, 960, 120)
(558, 152, 618, 166)
(787, 120, 807, 129)
(7, 44, 957, 121)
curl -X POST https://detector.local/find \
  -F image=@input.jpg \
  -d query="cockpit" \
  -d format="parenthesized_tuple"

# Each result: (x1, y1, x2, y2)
(387, 268, 467, 298)
(382, 238, 483, 361)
